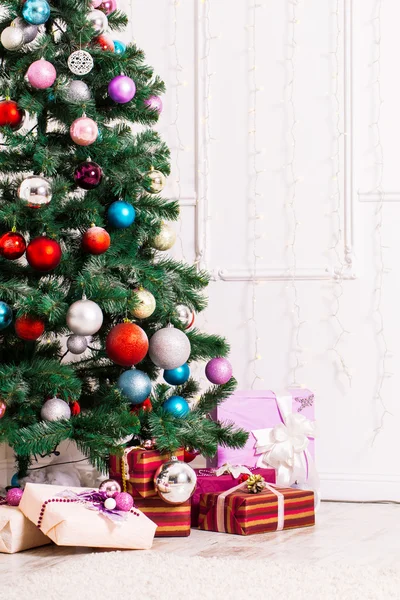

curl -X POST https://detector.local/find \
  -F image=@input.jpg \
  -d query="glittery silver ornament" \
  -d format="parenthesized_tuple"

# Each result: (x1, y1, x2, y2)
(144, 168, 166, 194)
(66, 298, 103, 336)
(151, 222, 176, 251)
(18, 176, 52, 208)
(175, 305, 195, 330)
(63, 80, 91, 104)
(149, 325, 191, 370)
(99, 479, 121, 497)
(87, 9, 108, 34)
(41, 397, 71, 422)
(11, 18, 38, 44)
(1, 26, 24, 51)
(67, 50, 94, 76)
(154, 456, 197, 505)
(131, 288, 156, 320)
(67, 334, 88, 355)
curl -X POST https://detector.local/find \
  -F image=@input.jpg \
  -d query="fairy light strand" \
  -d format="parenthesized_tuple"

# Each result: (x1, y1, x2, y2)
(371, 0, 392, 442)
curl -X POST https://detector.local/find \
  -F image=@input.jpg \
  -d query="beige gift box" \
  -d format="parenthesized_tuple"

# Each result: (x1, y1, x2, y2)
(0, 504, 50, 554)
(20, 483, 157, 550)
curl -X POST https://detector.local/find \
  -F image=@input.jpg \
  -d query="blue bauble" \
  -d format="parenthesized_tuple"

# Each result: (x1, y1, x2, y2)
(117, 369, 152, 405)
(22, 0, 51, 25)
(163, 395, 190, 418)
(164, 363, 190, 386)
(0, 301, 12, 331)
(11, 473, 20, 488)
(113, 40, 126, 55)
(107, 201, 136, 229)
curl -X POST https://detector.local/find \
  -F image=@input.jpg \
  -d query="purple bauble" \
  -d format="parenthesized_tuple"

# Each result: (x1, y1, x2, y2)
(74, 161, 103, 190)
(6, 487, 23, 506)
(114, 491, 134, 512)
(205, 357, 233, 385)
(144, 95, 163, 114)
(108, 75, 136, 104)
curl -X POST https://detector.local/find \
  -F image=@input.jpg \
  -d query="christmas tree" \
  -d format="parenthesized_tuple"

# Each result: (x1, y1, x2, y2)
(0, 0, 247, 479)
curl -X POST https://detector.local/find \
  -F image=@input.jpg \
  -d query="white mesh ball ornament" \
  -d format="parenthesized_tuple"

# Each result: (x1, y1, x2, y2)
(67, 50, 94, 76)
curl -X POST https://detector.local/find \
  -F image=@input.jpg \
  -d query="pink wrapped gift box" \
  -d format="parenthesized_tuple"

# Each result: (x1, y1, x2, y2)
(191, 467, 276, 527)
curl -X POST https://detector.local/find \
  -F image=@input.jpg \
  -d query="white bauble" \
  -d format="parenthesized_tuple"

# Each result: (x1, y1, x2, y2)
(41, 397, 71, 422)
(66, 299, 103, 336)
(149, 325, 191, 370)
(1, 26, 24, 51)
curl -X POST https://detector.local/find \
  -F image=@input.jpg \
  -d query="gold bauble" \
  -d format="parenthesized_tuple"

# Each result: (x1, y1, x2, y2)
(151, 222, 176, 251)
(145, 168, 166, 194)
(131, 288, 156, 319)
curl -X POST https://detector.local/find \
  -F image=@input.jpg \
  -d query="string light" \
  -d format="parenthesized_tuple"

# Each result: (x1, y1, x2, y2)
(371, 0, 392, 442)
(328, 0, 352, 385)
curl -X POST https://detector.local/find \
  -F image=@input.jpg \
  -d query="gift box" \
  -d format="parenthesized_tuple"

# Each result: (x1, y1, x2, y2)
(198, 482, 315, 535)
(191, 467, 276, 527)
(134, 497, 191, 537)
(19, 483, 157, 550)
(109, 448, 185, 498)
(0, 504, 50, 554)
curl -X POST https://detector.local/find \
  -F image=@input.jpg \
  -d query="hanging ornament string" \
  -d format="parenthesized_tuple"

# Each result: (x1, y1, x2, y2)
(371, 0, 392, 443)
(328, 0, 352, 385)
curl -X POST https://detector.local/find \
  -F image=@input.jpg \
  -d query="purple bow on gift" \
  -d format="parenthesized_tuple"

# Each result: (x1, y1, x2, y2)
(56, 489, 129, 523)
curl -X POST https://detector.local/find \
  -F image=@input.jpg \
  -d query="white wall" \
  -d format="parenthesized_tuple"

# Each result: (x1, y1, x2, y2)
(3, 0, 400, 501)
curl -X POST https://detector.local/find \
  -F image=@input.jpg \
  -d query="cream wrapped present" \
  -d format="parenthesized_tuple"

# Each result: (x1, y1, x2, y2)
(19, 483, 157, 550)
(0, 504, 50, 554)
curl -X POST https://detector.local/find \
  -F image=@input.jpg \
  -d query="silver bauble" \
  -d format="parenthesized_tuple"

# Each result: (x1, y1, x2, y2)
(1, 26, 24, 51)
(131, 288, 156, 320)
(67, 50, 94, 76)
(154, 456, 197, 505)
(67, 334, 88, 355)
(18, 176, 52, 208)
(87, 9, 108, 34)
(149, 325, 191, 370)
(176, 304, 195, 330)
(63, 80, 91, 104)
(99, 479, 121, 497)
(145, 168, 166, 194)
(151, 222, 176, 251)
(11, 18, 38, 44)
(66, 298, 103, 336)
(41, 397, 71, 422)
(117, 368, 152, 405)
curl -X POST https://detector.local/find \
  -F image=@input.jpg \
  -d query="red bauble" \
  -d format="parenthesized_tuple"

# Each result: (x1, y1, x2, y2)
(183, 448, 200, 463)
(0, 231, 26, 260)
(26, 236, 62, 271)
(74, 161, 103, 190)
(130, 397, 152, 414)
(238, 473, 250, 483)
(0, 100, 24, 129)
(70, 401, 81, 416)
(82, 226, 110, 255)
(15, 315, 45, 341)
(106, 322, 149, 367)
(93, 34, 115, 52)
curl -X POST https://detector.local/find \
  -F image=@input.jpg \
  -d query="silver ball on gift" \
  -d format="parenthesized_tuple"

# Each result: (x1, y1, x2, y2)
(67, 334, 88, 355)
(87, 9, 108, 34)
(175, 305, 195, 330)
(63, 80, 91, 104)
(41, 397, 71, 422)
(163, 363, 190, 386)
(150, 222, 176, 251)
(18, 176, 52, 208)
(114, 492, 133, 512)
(144, 168, 166, 194)
(11, 18, 38, 44)
(104, 497, 117, 510)
(131, 288, 156, 320)
(163, 395, 190, 418)
(1, 26, 24, 51)
(0, 301, 12, 331)
(149, 325, 191, 370)
(117, 368, 152, 405)
(66, 298, 103, 336)
(205, 357, 233, 385)
(99, 479, 121, 497)
(154, 456, 197, 504)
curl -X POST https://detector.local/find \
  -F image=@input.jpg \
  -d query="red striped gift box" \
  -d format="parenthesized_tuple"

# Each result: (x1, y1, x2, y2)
(134, 497, 191, 537)
(198, 485, 315, 535)
(109, 448, 185, 498)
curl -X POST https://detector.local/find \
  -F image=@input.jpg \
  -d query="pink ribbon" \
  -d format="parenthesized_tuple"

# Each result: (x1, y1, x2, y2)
(216, 481, 285, 533)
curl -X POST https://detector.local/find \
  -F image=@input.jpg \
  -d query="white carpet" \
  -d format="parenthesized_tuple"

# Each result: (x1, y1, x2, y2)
(8, 550, 400, 600)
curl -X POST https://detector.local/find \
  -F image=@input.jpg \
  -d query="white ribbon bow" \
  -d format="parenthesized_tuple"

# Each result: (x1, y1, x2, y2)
(252, 395, 320, 509)
(215, 463, 252, 479)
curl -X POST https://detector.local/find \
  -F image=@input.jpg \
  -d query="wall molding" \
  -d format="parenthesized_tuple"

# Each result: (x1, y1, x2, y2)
(320, 471, 400, 501)
(194, 0, 356, 282)
(358, 191, 400, 202)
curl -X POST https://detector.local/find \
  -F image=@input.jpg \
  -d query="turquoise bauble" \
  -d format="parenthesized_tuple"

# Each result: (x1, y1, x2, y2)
(117, 369, 152, 405)
(163, 396, 190, 418)
(107, 201, 136, 228)
(0, 301, 12, 331)
(113, 40, 126, 55)
(11, 473, 20, 488)
(22, 0, 51, 25)
(164, 363, 190, 386)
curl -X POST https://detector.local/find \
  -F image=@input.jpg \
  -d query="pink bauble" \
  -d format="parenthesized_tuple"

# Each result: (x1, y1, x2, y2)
(100, 0, 117, 15)
(114, 492, 134, 512)
(27, 59, 57, 90)
(70, 116, 98, 146)
(6, 488, 23, 507)
(205, 357, 233, 385)
(144, 95, 163, 114)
